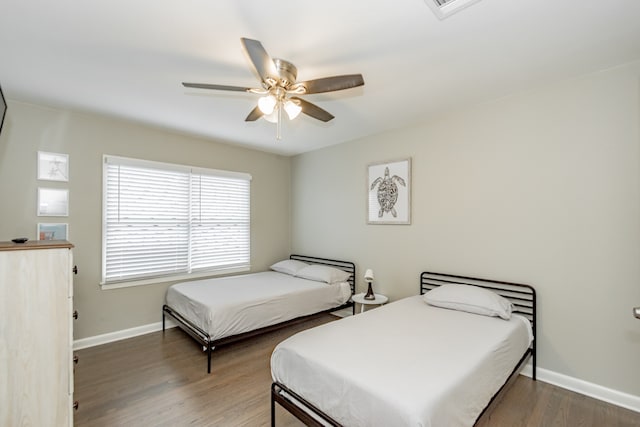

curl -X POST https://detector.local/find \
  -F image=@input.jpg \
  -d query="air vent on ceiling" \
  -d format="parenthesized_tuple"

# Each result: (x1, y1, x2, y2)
(425, 0, 483, 19)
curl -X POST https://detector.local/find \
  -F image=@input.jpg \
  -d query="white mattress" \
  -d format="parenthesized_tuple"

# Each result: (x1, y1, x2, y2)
(271, 295, 532, 427)
(165, 271, 351, 341)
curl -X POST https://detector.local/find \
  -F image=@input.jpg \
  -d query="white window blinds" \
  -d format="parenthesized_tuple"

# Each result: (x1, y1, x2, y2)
(102, 155, 251, 284)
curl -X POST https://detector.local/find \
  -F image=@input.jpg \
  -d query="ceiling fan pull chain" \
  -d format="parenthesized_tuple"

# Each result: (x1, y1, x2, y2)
(276, 102, 282, 140)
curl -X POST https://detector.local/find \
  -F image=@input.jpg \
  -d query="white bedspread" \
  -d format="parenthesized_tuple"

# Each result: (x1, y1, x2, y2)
(271, 295, 532, 427)
(165, 271, 351, 341)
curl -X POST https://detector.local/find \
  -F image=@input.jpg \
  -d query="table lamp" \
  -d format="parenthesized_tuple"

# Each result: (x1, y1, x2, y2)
(364, 269, 375, 300)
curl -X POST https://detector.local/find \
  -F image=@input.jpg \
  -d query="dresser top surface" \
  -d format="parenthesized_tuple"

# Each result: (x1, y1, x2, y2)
(0, 240, 74, 251)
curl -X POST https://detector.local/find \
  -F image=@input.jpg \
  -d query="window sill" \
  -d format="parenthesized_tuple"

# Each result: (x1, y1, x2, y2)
(100, 266, 251, 290)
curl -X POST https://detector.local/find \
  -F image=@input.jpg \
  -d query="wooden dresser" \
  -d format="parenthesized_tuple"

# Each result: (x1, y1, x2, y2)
(0, 240, 75, 427)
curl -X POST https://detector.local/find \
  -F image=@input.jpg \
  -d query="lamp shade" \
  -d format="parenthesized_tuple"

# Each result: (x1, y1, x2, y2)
(364, 269, 374, 282)
(284, 99, 302, 120)
(263, 108, 279, 123)
(258, 95, 277, 115)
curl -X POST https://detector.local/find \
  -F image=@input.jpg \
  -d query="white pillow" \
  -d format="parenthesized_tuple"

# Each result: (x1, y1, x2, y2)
(295, 264, 351, 284)
(423, 284, 513, 320)
(270, 259, 309, 276)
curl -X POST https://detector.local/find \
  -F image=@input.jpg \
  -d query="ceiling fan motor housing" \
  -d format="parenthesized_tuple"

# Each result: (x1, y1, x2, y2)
(273, 58, 298, 88)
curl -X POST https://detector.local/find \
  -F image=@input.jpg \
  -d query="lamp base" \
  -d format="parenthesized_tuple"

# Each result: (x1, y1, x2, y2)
(364, 282, 375, 300)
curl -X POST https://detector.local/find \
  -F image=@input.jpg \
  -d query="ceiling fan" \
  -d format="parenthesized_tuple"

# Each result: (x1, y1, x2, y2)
(182, 38, 365, 139)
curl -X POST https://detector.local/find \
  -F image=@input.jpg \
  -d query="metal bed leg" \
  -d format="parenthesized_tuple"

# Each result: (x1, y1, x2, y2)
(207, 344, 212, 374)
(271, 383, 276, 427)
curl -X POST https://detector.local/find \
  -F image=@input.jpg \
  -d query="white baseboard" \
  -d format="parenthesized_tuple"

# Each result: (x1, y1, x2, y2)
(73, 319, 177, 351)
(74, 323, 640, 413)
(520, 363, 640, 413)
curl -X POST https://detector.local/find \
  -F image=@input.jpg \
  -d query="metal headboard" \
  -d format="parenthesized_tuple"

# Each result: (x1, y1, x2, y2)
(421, 271, 536, 379)
(290, 254, 356, 295)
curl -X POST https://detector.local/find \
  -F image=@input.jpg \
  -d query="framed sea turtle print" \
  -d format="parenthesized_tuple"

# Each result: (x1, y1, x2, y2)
(367, 158, 411, 225)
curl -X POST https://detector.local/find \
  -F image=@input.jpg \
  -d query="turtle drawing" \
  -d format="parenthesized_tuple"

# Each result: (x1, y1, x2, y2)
(370, 166, 406, 218)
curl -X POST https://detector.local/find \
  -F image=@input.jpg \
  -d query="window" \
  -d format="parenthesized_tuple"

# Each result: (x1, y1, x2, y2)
(102, 155, 251, 287)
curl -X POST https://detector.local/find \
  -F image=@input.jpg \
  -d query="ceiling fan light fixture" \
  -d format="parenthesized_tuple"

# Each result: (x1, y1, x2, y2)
(284, 99, 302, 120)
(258, 95, 277, 115)
(263, 107, 279, 123)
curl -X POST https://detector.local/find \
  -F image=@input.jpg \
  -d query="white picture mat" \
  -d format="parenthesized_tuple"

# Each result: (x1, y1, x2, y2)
(37, 187, 69, 216)
(37, 151, 69, 181)
(37, 223, 68, 240)
(367, 158, 411, 224)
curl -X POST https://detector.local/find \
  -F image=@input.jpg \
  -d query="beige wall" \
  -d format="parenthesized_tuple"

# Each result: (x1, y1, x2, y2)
(291, 61, 640, 396)
(0, 101, 291, 339)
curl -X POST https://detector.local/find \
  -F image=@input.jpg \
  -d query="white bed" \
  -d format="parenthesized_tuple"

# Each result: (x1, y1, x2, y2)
(162, 255, 356, 373)
(166, 271, 351, 341)
(270, 271, 536, 427)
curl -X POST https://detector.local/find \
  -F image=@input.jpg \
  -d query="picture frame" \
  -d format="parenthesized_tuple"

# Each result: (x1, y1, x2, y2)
(37, 223, 68, 241)
(37, 187, 69, 217)
(37, 151, 69, 182)
(367, 158, 411, 225)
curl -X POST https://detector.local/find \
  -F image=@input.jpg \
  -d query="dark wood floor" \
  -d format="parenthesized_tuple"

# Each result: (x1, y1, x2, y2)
(74, 314, 640, 427)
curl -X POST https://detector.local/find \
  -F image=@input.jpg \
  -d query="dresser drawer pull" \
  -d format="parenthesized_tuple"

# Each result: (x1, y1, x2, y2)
(73, 355, 79, 364)
(73, 310, 78, 320)
(73, 265, 78, 275)
(73, 401, 79, 411)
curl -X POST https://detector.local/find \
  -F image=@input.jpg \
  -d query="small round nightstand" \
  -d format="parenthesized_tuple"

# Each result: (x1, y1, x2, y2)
(352, 293, 388, 313)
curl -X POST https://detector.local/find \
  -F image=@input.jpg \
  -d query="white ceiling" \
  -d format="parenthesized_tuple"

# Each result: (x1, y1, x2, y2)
(1, 0, 639, 156)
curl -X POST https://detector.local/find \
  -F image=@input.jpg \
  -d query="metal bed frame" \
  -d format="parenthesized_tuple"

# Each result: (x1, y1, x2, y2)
(271, 271, 536, 426)
(162, 254, 355, 373)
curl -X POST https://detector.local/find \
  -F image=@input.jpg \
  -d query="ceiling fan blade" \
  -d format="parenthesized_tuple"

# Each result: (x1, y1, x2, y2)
(241, 38, 278, 83)
(182, 82, 252, 92)
(245, 106, 264, 122)
(300, 74, 364, 94)
(291, 97, 335, 122)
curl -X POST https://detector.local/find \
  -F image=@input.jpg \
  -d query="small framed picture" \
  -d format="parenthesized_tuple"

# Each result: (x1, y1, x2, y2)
(37, 187, 69, 216)
(38, 151, 69, 182)
(37, 223, 68, 241)
(368, 158, 411, 225)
